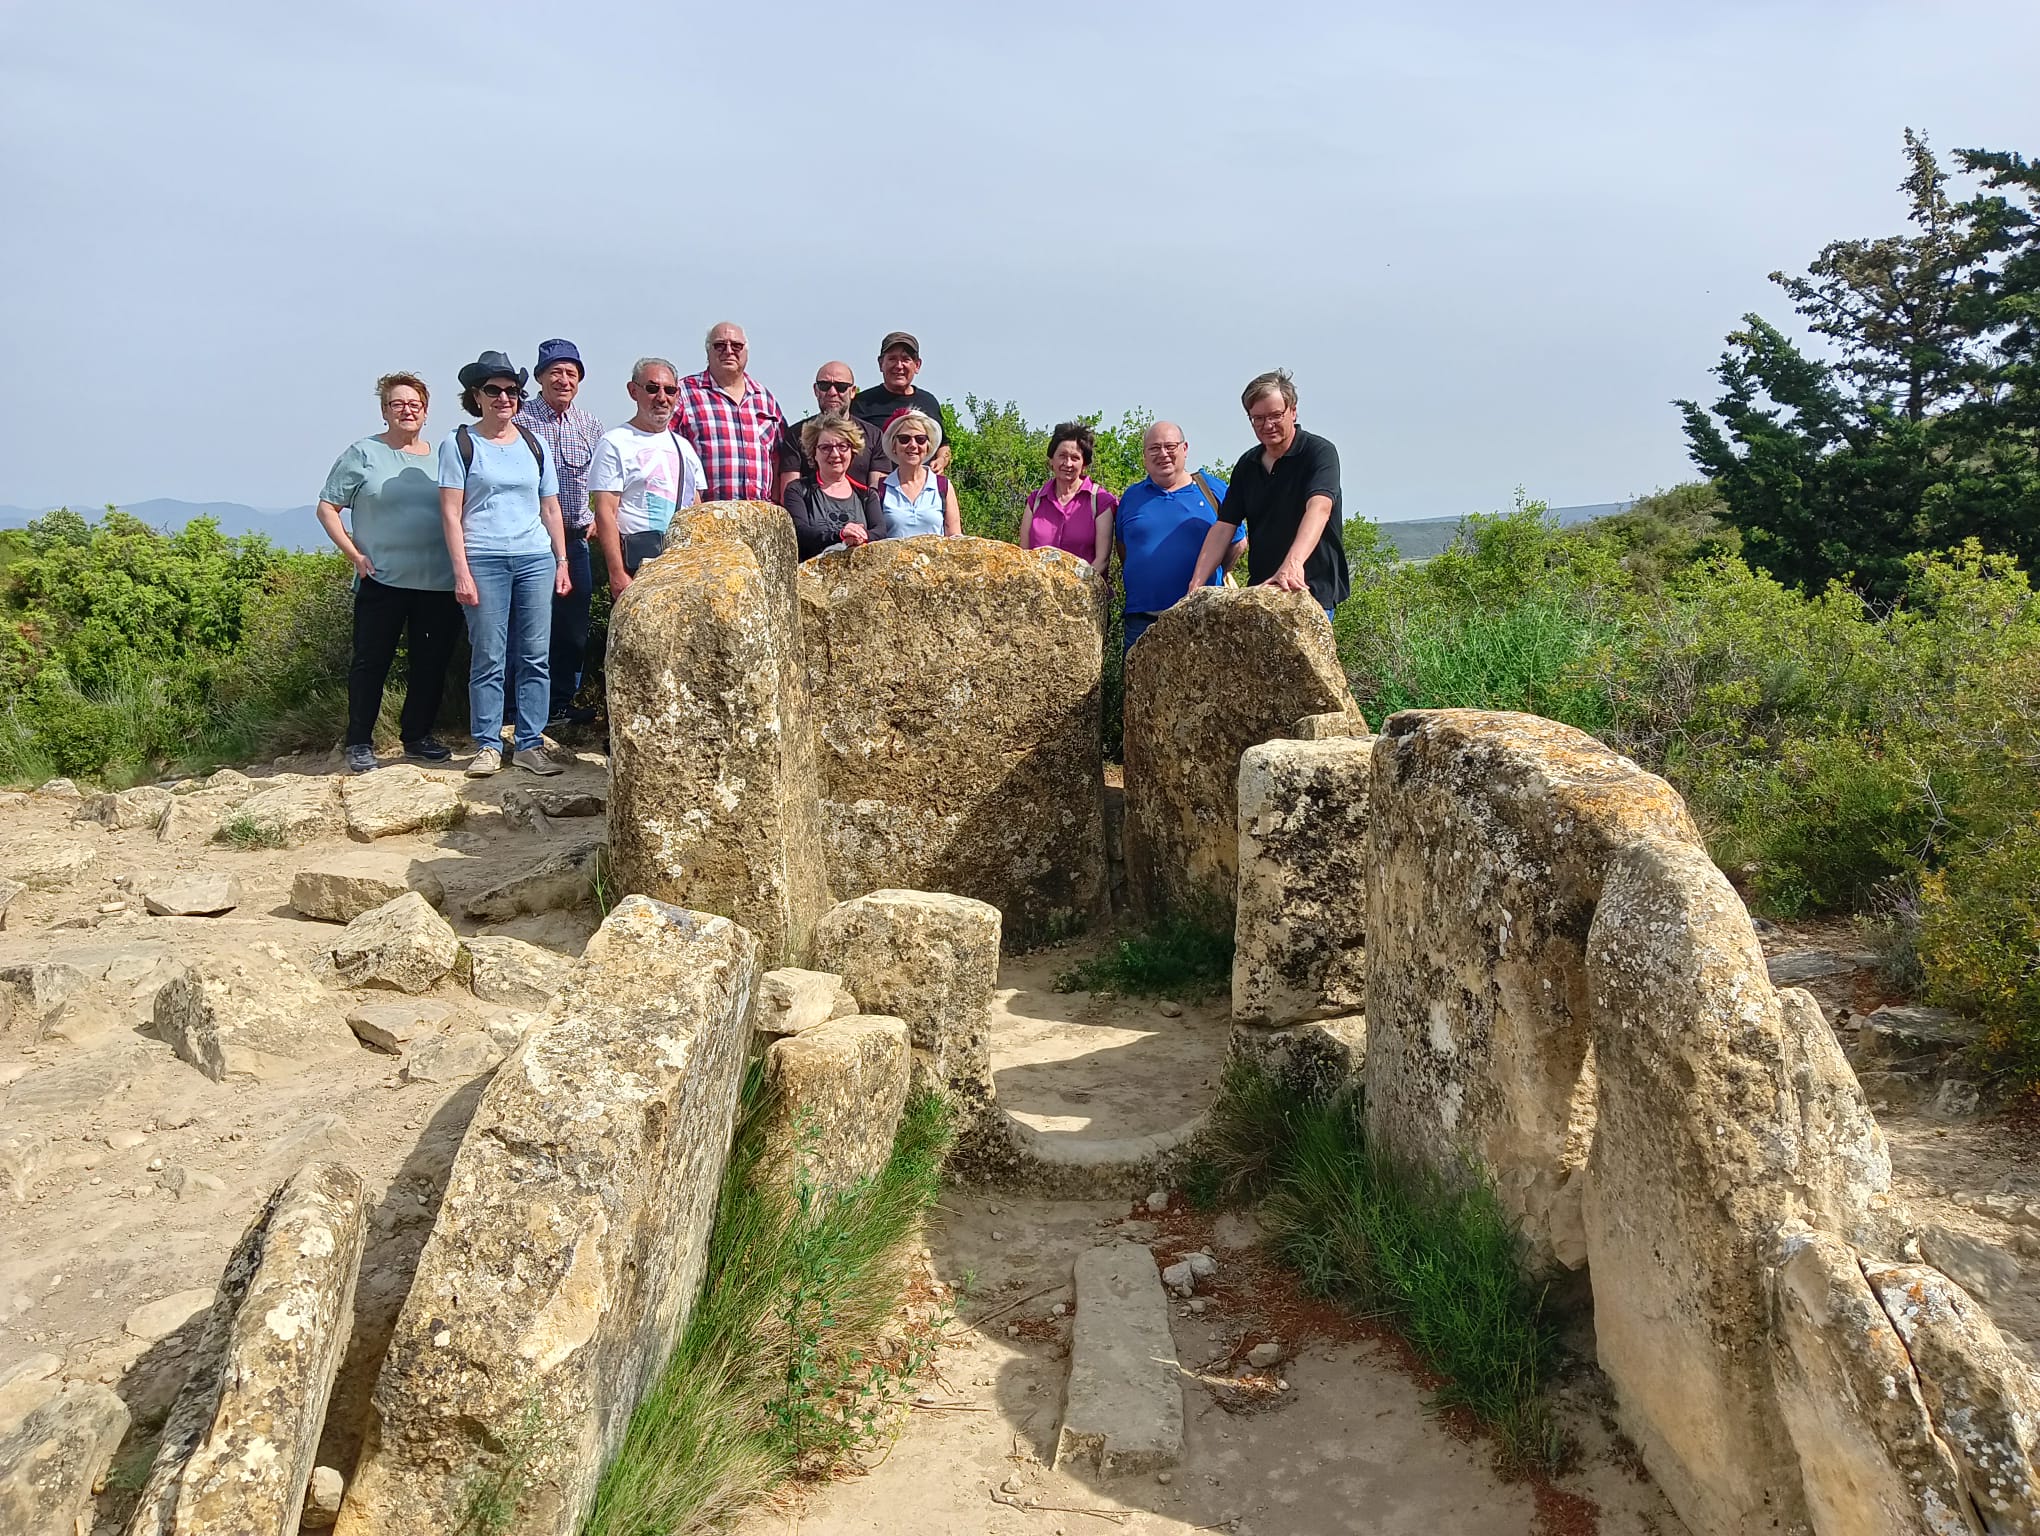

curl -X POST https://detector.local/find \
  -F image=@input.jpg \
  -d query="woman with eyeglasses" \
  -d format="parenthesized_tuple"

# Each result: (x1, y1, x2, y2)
(1021, 420, 1118, 572)
(783, 413, 887, 559)
(877, 410, 961, 539)
(315, 372, 461, 775)
(437, 349, 573, 778)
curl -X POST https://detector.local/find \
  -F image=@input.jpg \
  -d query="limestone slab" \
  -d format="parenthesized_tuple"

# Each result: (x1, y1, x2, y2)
(759, 1014, 910, 1198)
(154, 948, 358, 1082)
(464, 934, 572, 1008)
(345, 999, 454, 1053)
(329, 891, 459, 994)
(79, 784, 173, 829)
(340, 763, 460, 840)
(233, 776, 344, 848)
(1054, 1243, 1183, 1475)
(753, 966, 857, 1038)
(0, 1378, 130, 1536)
(461, 839, 601, 920)
(144, 874, 243, 917)
(7, 840, 97, 891)
(291, 848, 445, 923)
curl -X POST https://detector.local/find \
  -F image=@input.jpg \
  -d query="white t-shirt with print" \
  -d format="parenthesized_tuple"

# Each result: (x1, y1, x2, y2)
(590, 423, 706, 536)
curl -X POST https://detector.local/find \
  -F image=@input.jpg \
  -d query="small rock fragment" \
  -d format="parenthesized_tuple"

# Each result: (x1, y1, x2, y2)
(303, 1465, 345, 1528)
(1246, 1341, 1283, 1369)
(401, 1029, 507, 1084)
(1160, 1260, 1195, 1296)
(1146, 1189, 1170, 1213)
(1158, 1000, 1184, 1018)
(464, 935, 571, 1008)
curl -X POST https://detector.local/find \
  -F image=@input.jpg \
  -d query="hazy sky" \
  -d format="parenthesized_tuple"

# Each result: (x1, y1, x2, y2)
(4, 1, 2038, 519)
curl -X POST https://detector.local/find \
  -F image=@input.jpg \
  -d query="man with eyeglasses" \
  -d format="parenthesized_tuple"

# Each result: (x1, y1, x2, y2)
(516, 338, 605, 726)
(850, 331, 949, 473)
(1185, 369, 1348, 618)
(590, 358, 707, 596)
(671, 321, 787, 503)
(1116, 421, 1246, 651)
(775, 361, 886, 501)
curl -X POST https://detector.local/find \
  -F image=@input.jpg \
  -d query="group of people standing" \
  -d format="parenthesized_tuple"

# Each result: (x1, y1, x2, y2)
(316, 326, 1349, 775)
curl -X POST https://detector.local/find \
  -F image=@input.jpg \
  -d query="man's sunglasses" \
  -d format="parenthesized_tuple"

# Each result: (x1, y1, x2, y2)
(479, 383, 524, 400)
(638, 382, 680, 397)
(814, 379, 854, 393)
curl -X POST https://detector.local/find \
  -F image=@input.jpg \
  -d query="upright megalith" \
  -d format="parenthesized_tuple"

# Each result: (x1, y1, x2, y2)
(1123, 587, 1356, 922)
(336, 897, 757, 1536)
(800, 538, 1106, 940)
(1362, 710, 1697, 1270)
(606, 501, 830, 964)
(127, 1161, 367, 1536)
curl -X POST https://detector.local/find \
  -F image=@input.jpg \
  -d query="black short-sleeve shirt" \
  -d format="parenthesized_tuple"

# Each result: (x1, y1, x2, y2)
(1219, 426, 1349, 609)
(777, 412, 885, 491)
(849, 384, 943, 440)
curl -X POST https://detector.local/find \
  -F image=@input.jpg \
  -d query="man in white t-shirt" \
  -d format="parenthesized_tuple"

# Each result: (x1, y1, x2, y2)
(590, 356, 707, 593)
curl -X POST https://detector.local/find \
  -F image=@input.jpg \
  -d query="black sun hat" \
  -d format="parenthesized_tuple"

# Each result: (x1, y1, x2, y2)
(456, 350, 528, 391)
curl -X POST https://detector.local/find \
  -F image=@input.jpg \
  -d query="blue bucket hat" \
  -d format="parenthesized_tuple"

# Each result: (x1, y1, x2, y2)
(535, 338, 584, 379)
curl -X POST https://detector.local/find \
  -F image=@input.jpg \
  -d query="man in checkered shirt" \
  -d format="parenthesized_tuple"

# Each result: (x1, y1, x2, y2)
(671, 321, 787, 502)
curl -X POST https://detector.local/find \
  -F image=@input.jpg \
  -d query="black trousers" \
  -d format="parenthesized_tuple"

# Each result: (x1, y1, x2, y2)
(347, 577, 462, 746)
(548, 531, 594, 715)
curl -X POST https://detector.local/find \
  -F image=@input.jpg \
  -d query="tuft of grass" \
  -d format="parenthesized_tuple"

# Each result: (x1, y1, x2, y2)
(214, 811, 285, 850)
(1053, 914, 1234, 1000)
(582, 1068, 953, 1535)
(1199, 1058, 1567, 1472)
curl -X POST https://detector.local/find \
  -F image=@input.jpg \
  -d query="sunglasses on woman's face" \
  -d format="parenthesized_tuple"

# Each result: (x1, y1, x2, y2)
(480, 383, 524, 400)
(896, 434, 929, 446)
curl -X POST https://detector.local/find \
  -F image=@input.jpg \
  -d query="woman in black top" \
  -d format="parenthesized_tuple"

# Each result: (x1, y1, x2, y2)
(785, 413, 886, 559)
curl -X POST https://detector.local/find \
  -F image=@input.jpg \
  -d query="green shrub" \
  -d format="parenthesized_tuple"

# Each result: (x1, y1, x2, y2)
(1920, 824, 2040, 1090)
(1053, 914, 1235, 999)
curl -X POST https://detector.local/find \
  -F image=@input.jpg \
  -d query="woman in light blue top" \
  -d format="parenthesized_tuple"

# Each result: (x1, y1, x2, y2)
(878, 409, 961, 539)
(437, 350, 571, 777)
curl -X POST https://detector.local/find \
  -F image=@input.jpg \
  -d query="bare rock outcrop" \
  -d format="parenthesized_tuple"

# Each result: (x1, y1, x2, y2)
(606, 501, 830, 965)
(800, 538, 1106, 941)
(1124, 587, 1355, 922)
(1232, 736, 1372, 1027)
(336, 896, 757, 1536)
(339, 764, 460, 840)
(126, 1161, 366, 1536)
(232, 776, 345, 848)
(758, 1014, 911, 1197)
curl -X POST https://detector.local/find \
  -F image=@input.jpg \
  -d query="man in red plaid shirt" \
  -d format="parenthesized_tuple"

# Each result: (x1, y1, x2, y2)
(671, 321, 787, 502)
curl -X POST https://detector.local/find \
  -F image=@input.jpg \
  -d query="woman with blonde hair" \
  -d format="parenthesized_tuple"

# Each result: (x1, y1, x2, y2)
(877, 408, 960, 539)
(784, 412, 886, 558)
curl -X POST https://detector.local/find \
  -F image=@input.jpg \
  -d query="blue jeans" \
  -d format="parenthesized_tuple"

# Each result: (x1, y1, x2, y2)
(464, 551, 554, 752)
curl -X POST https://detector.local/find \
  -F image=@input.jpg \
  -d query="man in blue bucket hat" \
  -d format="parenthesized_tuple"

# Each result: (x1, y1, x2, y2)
(516, 338, 605, 726)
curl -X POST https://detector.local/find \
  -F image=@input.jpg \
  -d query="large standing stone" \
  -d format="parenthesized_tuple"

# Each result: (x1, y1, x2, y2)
(329, 891, 460, 994)
(154, 947, 359, 1082)
(461, 839, 602, 920)
(1123, 586, 1356, 922)
(606, 501, 830, 966)
(1363, 710, 1697, 1270)
(231, 776, 345, 848)
(125, 1162, 367, 1536)
(291, 849, 445, 923)
(340, 764, 461, 841)
(336, 897, 757, 1536)
(1232, 737, 1372, 1027)
(758, 1014, 911, 1198)
(0, 1378, 130, 1536)
(800, 538, 1106, 941)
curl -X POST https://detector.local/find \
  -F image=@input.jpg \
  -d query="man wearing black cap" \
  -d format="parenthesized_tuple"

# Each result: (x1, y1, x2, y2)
(850, 332, 949, 473)
(517, 339, 604, 726)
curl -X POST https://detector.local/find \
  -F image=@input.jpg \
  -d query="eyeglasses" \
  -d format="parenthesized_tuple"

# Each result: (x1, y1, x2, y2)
(710, 339, 746, 352)
(480, 383, 524, 400)
(814, 379, 854, 393)
(1145, 440, 1186, 454)
(637, 382, 679, 397)
(816, 441, 854, 455)
(385, 400, 425, 414)
(1248, 408, 1289, 427)
(894, 433, 929, 446)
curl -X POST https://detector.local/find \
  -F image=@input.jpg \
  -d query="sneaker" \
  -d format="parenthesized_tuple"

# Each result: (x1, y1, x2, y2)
(547, 704, 598, 729)
(403, 737, 452, 763)
(512, 747, 564, 776)
(345, 744, 379, 774)
(466, 746, 503, 777)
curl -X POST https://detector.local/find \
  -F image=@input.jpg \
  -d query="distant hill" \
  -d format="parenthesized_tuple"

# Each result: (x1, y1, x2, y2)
(1369, 502, 1626, 561)
(0, 499, 323, 550)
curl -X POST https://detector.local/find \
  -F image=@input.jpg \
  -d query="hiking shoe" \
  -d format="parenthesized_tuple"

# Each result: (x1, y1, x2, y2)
(512, 747, 564, 777)
(547, 704, 597, 728)
(403, 737, 452, 762)
(345, 744, 379, 774)
(465, 746, 503, 777)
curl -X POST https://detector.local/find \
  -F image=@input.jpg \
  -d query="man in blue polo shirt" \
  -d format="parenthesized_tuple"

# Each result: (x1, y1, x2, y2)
(1116, 420, 1246, 651)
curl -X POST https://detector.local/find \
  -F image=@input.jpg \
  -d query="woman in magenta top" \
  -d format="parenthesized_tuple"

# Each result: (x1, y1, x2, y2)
(1021, 421, 1118, 571)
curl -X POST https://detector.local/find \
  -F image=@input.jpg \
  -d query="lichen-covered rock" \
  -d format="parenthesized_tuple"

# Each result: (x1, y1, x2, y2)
(125, 1161, 366, 1536)
(0, 1378, 130, 1536)
(801, 537, 1106, 941)
(1124, 586, 1355, 922)
(1291, 710, 1371, 741)
(329, 891, 460, 994)
(1232, 737, 1372, 1027)
(1767, 1223, 1973, 1536)
(336, 897, 756, 1536)
(1865, 1260, 2040, 1533)
(1363, 710, 1698, 1270)
(500, 786, 606, 831)
(291, 849, 445, 923)
(340, 763, 461, 841)
(1225, 1015, 1366, 1105)
(754, 966, 857, 1038)
(154, 947, 358, 1082)
(1582, 837, 1899, 1536)
(232, 775, 345, 848)
(78, 784, 173, 830)
(759, 1014, 911, 1197)
(607, 500, 830, 965)
(463, 934, 572, 1008)
(399, 1028, 505, 1084)
(461, 839, 601, 920)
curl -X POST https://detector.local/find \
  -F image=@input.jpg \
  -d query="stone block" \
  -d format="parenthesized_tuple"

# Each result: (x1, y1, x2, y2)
(1123, 586, 1356, 922)
(0, 1378, 130, 1536)
(339, 764, 460, 840)
(801, 537, 1107, 941)
(233, 776, 345, 848)
(154, 947, 359, 1082)
(125, 1162, 366, 1536)
(753, 966, 857, 1038)
(399, 1028, 505, 1084)
(500, 787, 606, 831)
(464, 935, 572, 1008)
(1291, 710, 1372, 740)
(79, 784, 173, 829)
(329, 891, 460, 994)
(291, 849, 445, 923)
(6, 840, 97, 891)
(336, 896, 756, 1536)
(1232, 737, 1371, 1026)
(1054, 1243, 1182, 1475)
(461, 839, 602, 921)
(1225, 1015, 1366, 1105)
(345, 999, 454, 1053)
(759, 1014, 911, 1198)
(143, 874, 243, 917)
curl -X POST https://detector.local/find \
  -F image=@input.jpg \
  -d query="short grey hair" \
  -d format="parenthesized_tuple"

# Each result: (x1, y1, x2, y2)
(631, 356, 678, 385)
(1241, 368, 1297, 412)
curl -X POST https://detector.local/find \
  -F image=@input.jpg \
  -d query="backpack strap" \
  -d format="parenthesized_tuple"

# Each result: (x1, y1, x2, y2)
(515, 424, 545, 470)
(937, 473, 951, 500)
(1191, 471, 1226, 518)
(456, 423, 546, 476)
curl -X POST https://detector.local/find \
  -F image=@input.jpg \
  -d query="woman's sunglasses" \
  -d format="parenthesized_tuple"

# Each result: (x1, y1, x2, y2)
(480, 383, 524, 400)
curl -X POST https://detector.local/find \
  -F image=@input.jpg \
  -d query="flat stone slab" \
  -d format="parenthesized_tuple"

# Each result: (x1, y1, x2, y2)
(1764, 949, 1877, 985)
(1054, 1242, 1182, 1476)
(1860, 1003, 1980, 1059)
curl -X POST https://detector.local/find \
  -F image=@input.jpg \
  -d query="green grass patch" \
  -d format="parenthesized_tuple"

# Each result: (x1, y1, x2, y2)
(581, 1067, 954, 1535)
(213, 811, 285, 849)
(1052, 914, 1234, 1000)
(1196, 1056, 1566, 1472)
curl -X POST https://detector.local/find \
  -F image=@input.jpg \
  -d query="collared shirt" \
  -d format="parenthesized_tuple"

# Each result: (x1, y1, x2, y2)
(672, 372, 787, 502)
(516, 397, 605, 530)
(1118, 473, 1243, 614)
(1024, 477, 1118, 564)
(1219, 427, 1348, 609)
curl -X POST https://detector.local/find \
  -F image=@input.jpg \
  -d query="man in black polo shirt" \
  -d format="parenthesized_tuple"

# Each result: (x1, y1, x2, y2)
(850, 331, 949, 472)
(1185, 369, 1348, 614)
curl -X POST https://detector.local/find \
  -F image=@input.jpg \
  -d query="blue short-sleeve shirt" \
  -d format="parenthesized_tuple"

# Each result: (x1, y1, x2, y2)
(1117, 473, 1245, 615)
(436, 428, 558, 558)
